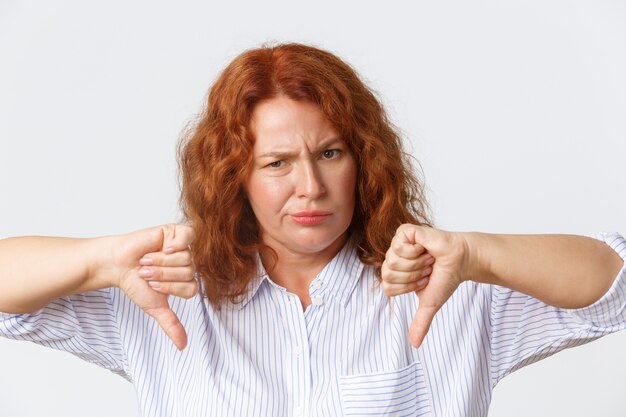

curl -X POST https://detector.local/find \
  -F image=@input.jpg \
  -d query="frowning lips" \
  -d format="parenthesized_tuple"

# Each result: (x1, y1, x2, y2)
(290, 211, 332, 225)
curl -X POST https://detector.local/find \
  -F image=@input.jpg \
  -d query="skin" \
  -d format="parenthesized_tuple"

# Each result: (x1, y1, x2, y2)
(0, 225, 196, 350)
(245, 95, 358, 310)
(382, 224, 625, 348)
(0, 100, 622, 352)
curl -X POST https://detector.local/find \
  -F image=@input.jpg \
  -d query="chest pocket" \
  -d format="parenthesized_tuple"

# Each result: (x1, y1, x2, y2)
(338, 360, 431, 416)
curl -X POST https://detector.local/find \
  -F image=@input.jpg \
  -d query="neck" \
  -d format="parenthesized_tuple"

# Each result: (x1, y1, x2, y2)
(260, 233, 349, 292)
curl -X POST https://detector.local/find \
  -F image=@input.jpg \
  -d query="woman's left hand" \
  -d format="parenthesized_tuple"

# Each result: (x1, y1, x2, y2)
(381, 224, 472, 348)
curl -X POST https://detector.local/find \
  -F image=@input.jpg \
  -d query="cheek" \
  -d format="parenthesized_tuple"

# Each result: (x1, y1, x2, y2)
(247, 177, 292, 212)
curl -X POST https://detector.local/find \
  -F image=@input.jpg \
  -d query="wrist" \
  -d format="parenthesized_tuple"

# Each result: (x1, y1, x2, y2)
(458, 231, 494, 284)
(84, 235, 122, 290)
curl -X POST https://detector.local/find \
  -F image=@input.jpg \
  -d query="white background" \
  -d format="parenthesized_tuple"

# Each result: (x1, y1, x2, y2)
(1, 1, 625, 416)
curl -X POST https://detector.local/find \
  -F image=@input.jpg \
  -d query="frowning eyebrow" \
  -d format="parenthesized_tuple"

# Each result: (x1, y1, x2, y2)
(258, 138, 343, 158)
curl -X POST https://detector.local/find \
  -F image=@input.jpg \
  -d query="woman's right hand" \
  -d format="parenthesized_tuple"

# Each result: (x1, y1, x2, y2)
(93, 224, 197, 351)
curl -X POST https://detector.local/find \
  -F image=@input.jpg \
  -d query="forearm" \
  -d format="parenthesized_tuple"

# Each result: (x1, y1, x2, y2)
(0, 236, 115, 314)
(464, 232, 625, 309)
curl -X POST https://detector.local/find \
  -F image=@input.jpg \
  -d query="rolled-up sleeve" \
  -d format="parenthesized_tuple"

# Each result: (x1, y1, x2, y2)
(488, 231, 626, 386)
(563, 231, 626, 328)
(0, 287, 131, 381)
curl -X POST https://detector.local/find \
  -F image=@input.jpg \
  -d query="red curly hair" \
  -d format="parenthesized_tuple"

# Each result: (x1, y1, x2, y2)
(177, 42, 434, 308)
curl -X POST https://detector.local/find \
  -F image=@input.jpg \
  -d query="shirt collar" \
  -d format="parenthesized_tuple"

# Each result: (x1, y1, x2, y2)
(233, 237, 364, 310)
(231, 255, 267, 310)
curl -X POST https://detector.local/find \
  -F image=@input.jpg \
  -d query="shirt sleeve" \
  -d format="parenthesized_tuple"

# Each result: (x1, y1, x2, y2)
(0, 287, 132, 381)
(488, 231, 626, 387)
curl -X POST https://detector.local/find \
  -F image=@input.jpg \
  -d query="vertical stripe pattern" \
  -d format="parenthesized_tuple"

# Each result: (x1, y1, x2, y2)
(1, 231, 625, 416)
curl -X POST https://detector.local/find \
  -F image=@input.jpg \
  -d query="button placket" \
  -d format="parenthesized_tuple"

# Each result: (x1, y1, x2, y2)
(284, 289, 311, 417)
(312, 296, 324, 306)
(294, 345, 303, 356)
(309, 279, 322, 292)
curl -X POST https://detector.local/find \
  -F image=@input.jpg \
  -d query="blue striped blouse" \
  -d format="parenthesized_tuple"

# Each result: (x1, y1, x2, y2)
(1, 231, 626, 417)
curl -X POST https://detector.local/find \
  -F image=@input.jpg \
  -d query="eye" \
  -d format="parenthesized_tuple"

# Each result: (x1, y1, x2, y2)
(321, 149, 341, 159)
(266, 160, 284, 168)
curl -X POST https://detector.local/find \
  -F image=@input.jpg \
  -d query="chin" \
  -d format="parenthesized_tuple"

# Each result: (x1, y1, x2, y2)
(290, 231, 348, 254)
(292, 241, 335, 254)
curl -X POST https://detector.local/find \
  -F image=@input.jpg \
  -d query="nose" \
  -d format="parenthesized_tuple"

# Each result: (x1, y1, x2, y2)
(295, 161, 326, 199)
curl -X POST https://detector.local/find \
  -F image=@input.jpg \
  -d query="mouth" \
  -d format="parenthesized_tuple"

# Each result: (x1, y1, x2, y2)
(290, 211, 332, 225)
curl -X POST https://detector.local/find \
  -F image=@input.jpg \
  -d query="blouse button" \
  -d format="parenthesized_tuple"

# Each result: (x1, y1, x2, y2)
(312, 296, 324, 306)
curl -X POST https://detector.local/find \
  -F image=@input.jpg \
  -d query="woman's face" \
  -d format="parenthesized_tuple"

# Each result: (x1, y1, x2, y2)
(245, 95, 357, 257)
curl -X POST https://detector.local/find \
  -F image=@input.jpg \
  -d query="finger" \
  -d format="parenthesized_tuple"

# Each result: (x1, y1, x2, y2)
(139, 250, 192, 267)
(162, 224, 195, 254)
(138, 265, 195, 282)
(384, 252, 434, 273)
(395, 224, 429, 246)
(144, 305, 188, 351)
(382, 277, 430, 297)
(382, 264, 433, 285)
(409, 303, 439, 349)
(148, 280, 199, 299)
(388, 239, 426, 260)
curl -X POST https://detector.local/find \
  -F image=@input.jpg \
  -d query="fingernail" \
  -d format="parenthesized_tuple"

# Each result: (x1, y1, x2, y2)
(148, 281, 160, 289)
(416, 277, 429, 287)
(138, 267, 153, 278)
(425, 256, 435, 265)
(164, 247, 175, 254)
(139, 257, 153, 266)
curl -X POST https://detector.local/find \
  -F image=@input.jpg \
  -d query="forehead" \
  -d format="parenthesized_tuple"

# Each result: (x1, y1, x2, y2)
(250, 96, 338, 150)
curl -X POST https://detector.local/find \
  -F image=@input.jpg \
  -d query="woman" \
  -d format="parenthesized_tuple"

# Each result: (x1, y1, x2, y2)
(1, 43, 624, 417)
